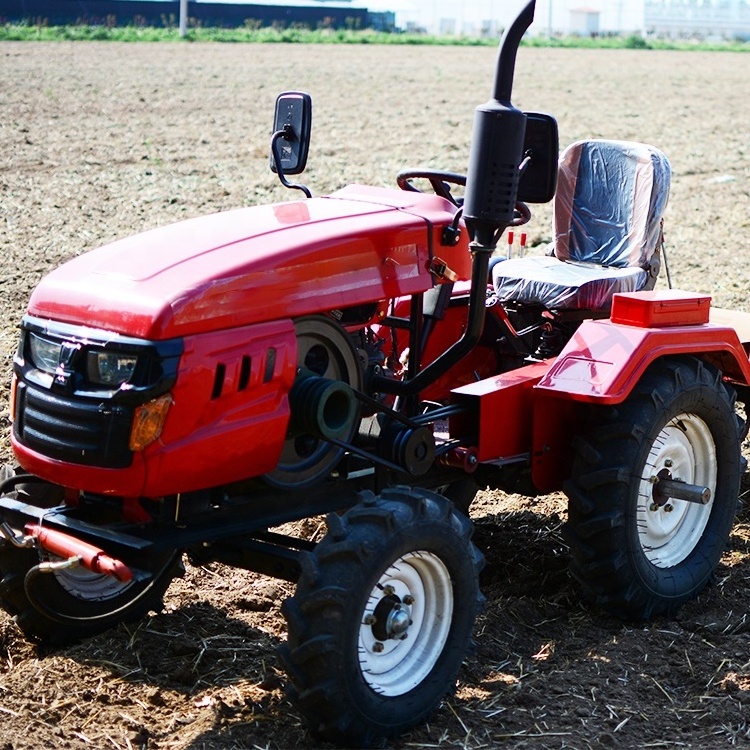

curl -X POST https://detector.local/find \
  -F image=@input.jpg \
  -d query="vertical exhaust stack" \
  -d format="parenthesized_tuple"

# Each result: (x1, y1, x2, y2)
(463, 0, 536, 250)
(370, 1, 539, 399)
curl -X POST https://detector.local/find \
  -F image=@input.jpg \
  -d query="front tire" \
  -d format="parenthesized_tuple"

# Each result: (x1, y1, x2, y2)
(563, 356, 741, 619)
(279, 487, 484, 747)
(0, 544, 181, 645)
(436, 477, 480, 516)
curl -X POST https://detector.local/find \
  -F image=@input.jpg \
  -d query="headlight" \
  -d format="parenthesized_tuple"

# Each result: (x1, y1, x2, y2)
(28, 333, 62, 374)
(86, 351, 138, 386)
(18, 316, 182, 397)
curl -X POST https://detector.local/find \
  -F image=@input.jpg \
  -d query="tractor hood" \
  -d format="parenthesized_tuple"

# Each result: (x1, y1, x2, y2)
(27, 185, 460, 340)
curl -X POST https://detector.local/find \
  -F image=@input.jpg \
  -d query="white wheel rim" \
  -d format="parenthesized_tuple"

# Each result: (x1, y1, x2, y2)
(53, 563, 134, 601)
(358, 550, 453, 696)
(44, 550, 135, 601)
(636, 412, 716, 568)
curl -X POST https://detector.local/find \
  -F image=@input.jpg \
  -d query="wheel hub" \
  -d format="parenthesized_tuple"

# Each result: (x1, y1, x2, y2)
(370, 593, 412, 641)
(638, 413, 716, 568)
(386, 606, 411, 638)
(53, 563, 134, 600)
(357, 551, 453, 696)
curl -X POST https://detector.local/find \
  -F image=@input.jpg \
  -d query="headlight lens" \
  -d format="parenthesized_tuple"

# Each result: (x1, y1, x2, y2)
(28, 333, 62, 374)
(87, 351, 138, 386)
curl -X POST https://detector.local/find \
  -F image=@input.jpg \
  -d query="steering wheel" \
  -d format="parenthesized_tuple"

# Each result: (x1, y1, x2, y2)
(397, 169, 467, 205)
(396, 169, 530, 226)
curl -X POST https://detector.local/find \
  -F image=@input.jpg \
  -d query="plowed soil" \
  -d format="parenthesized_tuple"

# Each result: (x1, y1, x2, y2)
(1, 41, 750, 750)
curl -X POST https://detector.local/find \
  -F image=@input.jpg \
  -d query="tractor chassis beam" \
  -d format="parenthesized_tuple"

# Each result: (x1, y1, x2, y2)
(0, 483, 364, 575)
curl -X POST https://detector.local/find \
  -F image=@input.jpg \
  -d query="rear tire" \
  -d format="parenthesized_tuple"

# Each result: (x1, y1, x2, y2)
(279, 487, 484, 747)
(563, 356, 741, 619)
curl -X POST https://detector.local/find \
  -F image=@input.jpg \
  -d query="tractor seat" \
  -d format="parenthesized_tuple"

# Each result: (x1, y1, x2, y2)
(493, 139, 671, 312)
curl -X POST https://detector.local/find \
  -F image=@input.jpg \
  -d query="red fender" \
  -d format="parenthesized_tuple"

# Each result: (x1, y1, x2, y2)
(535, 294, 750, 404)
(529, 291, 750, 493)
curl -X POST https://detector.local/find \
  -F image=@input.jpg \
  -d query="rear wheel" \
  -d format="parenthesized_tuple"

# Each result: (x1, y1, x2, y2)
(563, 357, 741, 619)
(279, 487, 484, 747)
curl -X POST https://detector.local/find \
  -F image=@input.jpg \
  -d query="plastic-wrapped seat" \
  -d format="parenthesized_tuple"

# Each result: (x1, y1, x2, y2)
(492, 139, 671, 312)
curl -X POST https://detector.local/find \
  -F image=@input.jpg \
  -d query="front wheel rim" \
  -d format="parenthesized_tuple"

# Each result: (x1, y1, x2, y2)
(358, 550, 453, 697)
(636, 412, 717, 568)
(52, 562, 134, 602)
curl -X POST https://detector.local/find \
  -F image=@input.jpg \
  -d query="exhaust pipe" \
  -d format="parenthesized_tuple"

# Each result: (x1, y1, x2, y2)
(372, 1, 537, 398)
(463, 0, 535, 248)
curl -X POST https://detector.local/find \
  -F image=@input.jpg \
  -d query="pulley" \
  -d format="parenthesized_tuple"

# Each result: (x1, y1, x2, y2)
(289, 374, 359, 442)
(379, 422, 436, 477)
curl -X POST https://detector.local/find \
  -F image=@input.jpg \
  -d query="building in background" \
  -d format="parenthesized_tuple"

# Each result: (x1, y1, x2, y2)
(0, 0, 377, 30)
(645, 0, 750, 40)
(569, 7, 601, 34)
(389, 0, 647, 36)
(2, 0, 749, 38)
(388, 0, 750, 39)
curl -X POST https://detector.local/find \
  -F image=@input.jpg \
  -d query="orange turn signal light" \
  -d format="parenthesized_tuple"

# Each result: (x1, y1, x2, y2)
(129, 394, 172, 452)
(8, 375, 17, 423)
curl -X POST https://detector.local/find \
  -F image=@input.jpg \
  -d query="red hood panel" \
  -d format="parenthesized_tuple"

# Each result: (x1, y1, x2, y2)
(28, 186, 454, 339)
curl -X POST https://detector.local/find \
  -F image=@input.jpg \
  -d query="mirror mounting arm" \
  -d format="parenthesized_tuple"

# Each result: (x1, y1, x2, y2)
(271, 127, 312, 199)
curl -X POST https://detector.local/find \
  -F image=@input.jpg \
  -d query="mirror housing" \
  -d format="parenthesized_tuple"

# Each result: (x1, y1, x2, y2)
(270, 91, 312, 176)
(517, 112, 558, 204)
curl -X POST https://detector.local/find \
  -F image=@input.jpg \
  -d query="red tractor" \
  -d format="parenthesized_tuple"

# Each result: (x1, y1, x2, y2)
(2, 1, 749, 745)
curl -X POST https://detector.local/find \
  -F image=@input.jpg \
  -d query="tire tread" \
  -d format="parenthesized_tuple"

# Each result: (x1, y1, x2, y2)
(563, 355, 741, 620)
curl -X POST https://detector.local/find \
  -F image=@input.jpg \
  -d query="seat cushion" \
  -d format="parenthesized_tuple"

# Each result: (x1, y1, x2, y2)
(492, 255, 647, 311)
(554, 140, 671, 268)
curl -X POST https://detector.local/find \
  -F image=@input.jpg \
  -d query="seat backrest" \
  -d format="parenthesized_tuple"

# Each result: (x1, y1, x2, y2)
(553, 139, 671, 268)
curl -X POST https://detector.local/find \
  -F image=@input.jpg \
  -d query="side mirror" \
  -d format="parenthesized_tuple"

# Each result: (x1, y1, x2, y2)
(270, 91, 312, 176)
(517, 112, 558, 203)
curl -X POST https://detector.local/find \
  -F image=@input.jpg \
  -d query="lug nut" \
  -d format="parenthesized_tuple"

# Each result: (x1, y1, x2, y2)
(383, 585, 395, 596)
(363, 614, 376, 625)
(664, 459, 673, 468)
(403, 595, 414, 605)
(373, 642, 384, 653)
(664, 504, 674, 513)
(649, 502, 660, 512)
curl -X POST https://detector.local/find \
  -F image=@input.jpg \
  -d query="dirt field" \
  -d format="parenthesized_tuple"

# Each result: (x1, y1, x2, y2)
(2, 40, 750, 750)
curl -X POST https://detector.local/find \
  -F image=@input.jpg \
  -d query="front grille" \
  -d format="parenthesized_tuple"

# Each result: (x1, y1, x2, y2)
(14, 382, 134, 468)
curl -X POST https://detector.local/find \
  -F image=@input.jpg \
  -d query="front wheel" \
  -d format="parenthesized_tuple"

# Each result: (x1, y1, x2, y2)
(563, 356, 742, 620)
(0, 543, 181, 645)
(279, 487, 484, 747)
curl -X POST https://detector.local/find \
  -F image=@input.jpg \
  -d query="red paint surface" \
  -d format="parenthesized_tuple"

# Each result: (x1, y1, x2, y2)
(27, 187, 467, 340)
